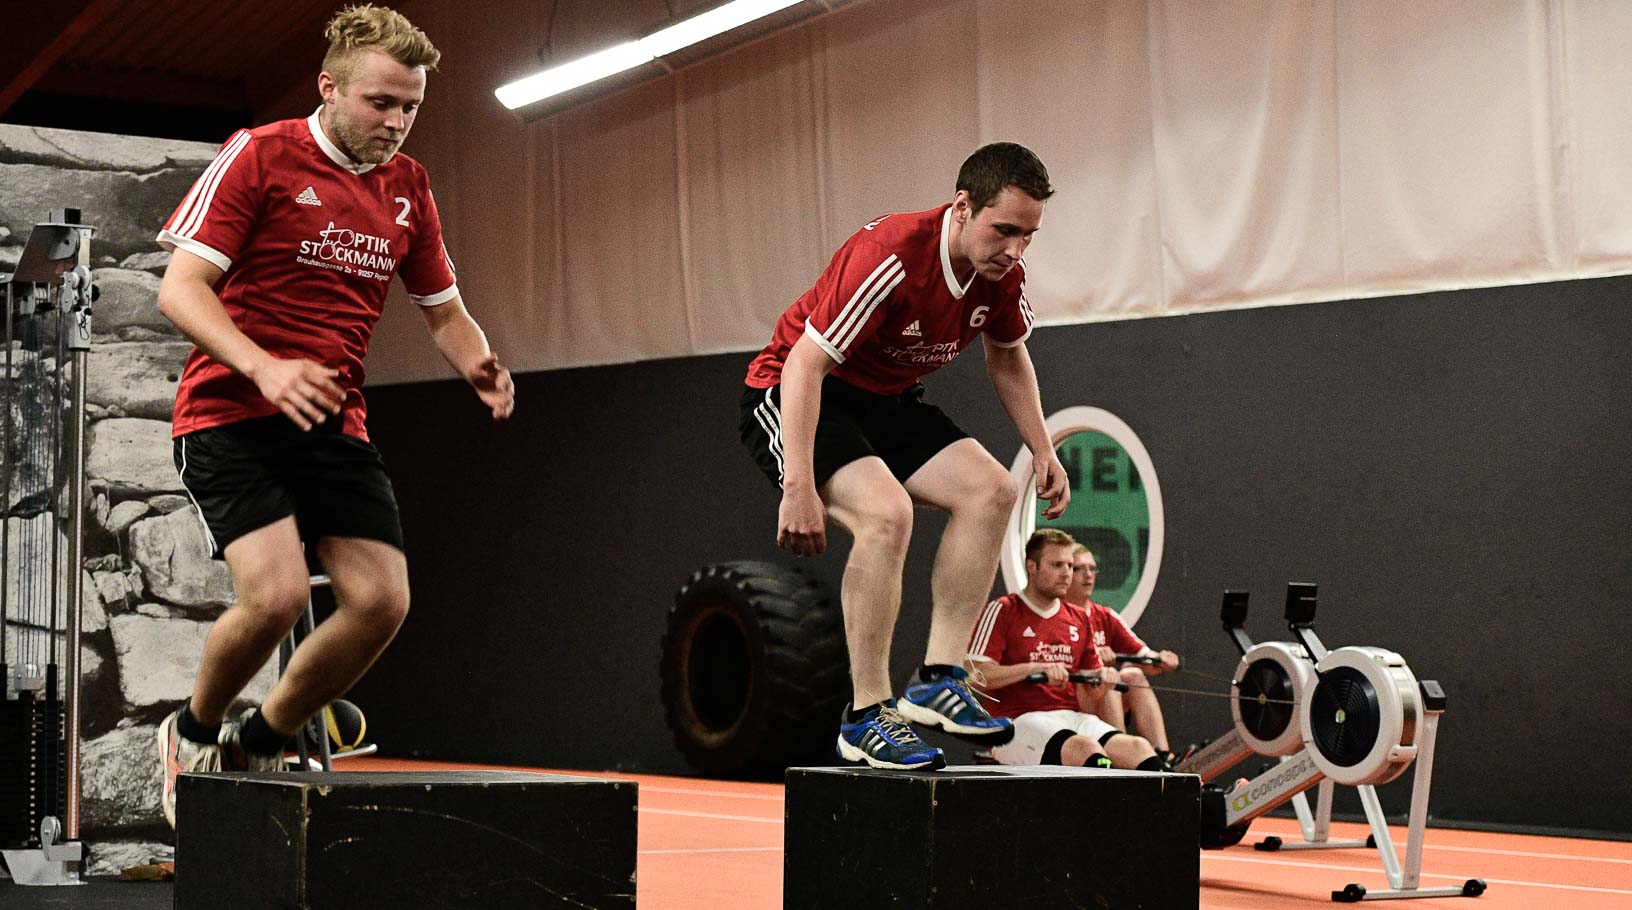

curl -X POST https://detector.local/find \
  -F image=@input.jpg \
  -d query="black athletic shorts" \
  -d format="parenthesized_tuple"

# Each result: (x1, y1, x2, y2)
(738, 377, 969, 489)
(173, 414, 404, 559)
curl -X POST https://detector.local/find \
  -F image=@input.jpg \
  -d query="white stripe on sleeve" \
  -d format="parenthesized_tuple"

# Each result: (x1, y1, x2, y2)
(817, 255, 903, 355)
(824, 255, 898, 343)
(968, 599, 1007, 657)
(803, 322, 845, 363)
(409, 284, 460, 307)
(167, 131, 246, 235)
(176, 131, 252, 239)
(988, 280, 1035, 349)
(154, 231, 232, 272)
(831, 263, 903, 353)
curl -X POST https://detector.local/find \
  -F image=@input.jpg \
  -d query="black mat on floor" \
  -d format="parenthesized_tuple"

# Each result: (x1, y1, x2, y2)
(0, 879, 172, 908)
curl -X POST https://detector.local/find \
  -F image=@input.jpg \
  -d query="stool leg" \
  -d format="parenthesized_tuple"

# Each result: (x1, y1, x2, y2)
(283, 628, 311, 771)
(304, 600, 334, 772)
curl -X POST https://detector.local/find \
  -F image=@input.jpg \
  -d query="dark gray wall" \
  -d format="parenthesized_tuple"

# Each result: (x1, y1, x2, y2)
(355, 275, 1632, 836)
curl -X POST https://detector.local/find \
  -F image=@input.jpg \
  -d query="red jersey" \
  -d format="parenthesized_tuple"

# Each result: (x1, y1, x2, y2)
(744, 205, 1034, 395)
(1081, 600, 1149, 656)
(967, 592, 1104, 718)
(157, 110, 459, 440)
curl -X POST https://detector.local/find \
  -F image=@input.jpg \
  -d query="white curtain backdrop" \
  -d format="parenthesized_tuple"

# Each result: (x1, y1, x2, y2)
(297, 0, 1632, 384)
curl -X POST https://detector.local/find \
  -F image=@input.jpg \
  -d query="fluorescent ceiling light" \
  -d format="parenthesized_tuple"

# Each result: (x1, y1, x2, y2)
(495, 0, 807, 111)
(494, 42, 652, 110)
(639, 0, 804, 58)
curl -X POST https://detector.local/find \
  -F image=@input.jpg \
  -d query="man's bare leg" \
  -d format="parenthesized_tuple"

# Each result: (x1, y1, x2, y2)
(903, 438, 1018, 666)
(1078, 685, 1129, 733)
(259, 536, 409, 735)
(189, 518, 312, 725)
(1121, 666, 1170, 752)
(821, 456, 914, 709)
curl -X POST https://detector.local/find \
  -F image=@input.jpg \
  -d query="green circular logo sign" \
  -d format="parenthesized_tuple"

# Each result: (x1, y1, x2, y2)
(1002, 408, 1164, 625)
(1034, 430, 1150, 612)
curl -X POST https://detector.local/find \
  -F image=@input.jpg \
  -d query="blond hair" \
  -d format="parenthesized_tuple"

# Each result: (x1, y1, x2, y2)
(1024, 528, 1077, 563)
(323, 5, 440, 89)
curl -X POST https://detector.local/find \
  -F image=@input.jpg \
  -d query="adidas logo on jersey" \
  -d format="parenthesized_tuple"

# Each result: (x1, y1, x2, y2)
(901, 320, 922, 337)
(296, 186, 322, 206)
(1022, 626, 1036, 637)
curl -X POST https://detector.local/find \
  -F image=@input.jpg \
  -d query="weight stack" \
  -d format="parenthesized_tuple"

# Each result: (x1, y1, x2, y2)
(0, 693, 63, 849)
(0, 696, 34, 847)
(786, 766, 1200, 910)
(176, 770, 638, 909)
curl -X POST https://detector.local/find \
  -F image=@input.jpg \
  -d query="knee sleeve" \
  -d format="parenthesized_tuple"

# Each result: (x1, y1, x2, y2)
(1040, 729, 1076, 766)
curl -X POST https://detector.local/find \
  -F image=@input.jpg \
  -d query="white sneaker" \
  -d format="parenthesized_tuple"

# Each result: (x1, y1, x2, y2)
(157, 709, 222, 829)
(221, 710, 290, 773)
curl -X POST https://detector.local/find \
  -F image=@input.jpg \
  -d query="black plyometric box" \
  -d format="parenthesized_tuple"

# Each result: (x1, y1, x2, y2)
(176, 770, 637, 909)
(785, 766, 1199, 910)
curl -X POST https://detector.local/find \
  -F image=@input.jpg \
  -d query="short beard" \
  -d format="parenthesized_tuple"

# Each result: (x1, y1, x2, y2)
(347, 138, 395, 165)
(330, 108, 397, 165)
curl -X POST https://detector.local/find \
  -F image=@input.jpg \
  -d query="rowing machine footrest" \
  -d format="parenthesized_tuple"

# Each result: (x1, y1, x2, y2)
(1199, 784, 1249, 850)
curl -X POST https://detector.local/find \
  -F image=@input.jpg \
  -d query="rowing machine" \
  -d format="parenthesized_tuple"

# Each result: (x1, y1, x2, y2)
(1178, 586, 1318, 782)
(1178, 586, 1371, 850)
(1185, 584, 1483, 900)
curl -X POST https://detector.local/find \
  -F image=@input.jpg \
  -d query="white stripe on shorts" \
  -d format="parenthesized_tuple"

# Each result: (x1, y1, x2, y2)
(753, 389, 785, 485)
(175, 437, 220, 555)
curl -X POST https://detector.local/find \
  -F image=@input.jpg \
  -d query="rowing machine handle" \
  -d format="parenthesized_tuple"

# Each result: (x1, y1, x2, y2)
(1114, 653, 1181, 670)
(1025, 672, 1129, 692)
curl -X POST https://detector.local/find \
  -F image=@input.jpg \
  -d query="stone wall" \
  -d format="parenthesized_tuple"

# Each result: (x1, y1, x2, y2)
(2, 124, 274, 872)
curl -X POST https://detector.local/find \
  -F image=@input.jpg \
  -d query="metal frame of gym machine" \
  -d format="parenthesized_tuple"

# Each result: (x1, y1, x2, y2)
(1180, 584, 1484, 901)
(1, 211, 96, 887)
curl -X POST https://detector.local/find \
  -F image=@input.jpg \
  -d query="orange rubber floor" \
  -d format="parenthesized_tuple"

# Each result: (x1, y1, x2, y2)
(346, 757, 1631, 908)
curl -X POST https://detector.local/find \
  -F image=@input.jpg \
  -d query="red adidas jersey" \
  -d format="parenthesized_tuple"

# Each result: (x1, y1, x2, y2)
(1082, 600, 1148, 656)
(968, 592, 1105, 718)
(744, 205, 1034, 395)
(157, 110, 459, 440)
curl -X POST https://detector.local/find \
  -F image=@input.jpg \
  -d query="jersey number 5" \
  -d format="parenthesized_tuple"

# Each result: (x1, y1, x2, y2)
(394, 197, 411, 227)
(970, 305, 990, 328)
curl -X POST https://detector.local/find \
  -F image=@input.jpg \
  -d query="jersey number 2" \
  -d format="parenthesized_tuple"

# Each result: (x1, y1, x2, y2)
(394, 197, 411, 227)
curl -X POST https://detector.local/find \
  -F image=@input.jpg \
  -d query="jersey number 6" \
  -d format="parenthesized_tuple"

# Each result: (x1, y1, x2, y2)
(970, 305, 990, 328)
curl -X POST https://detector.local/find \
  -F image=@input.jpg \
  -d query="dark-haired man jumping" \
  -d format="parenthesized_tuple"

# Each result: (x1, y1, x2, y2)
(740, 143, 1068, 769)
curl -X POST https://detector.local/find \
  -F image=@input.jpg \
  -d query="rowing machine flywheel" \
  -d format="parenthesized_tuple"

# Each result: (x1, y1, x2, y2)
(1300, 646, 1421, 786)
(1230, 642, 1314, 757)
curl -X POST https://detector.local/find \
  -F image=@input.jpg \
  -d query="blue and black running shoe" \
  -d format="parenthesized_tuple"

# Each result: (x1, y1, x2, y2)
(836, 700, 946, 770)
(897, 666, 1015, 745)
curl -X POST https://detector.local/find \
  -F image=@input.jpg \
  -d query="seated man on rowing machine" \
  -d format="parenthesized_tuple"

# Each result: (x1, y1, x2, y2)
(1066, 543, 1184, 766)
(966, 529, 1167, 771)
